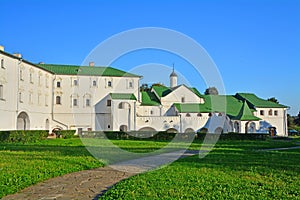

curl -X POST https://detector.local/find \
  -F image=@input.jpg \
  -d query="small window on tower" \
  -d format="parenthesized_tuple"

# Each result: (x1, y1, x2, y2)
(181, 97, 185, 103)
(107, 99, 111, 106)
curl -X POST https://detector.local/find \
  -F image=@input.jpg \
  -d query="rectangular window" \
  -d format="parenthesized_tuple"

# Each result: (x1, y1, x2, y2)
(0, 85, 3, 99)
(1, 59, 4, 69)
(29, 93, 33, 104)
(30, 73, 34, 83)
(38, 75, 42, 86)
(86, 99, 91, 107)
(129, 81, 133, 88)
(57, 81, 61, 88)
(181, 97, 185, 103)
(19, 92, 23, 103)
(45, 95, 48, 106)
(45, 77, 49, 88)
(108, 81, 112, 87)
(38, 94, 41, 105)
(107, 99, 111, 106)
(73, 98, 78, 106)
(20, 70, 24, 81)
(274, 110, 278, 116)
(73, 79, 78, 86)
(92, 80, 97, 87)
(260, 110, 264, 116)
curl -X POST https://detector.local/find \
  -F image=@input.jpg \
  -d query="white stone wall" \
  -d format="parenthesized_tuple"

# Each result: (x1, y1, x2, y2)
(0, 52, 52, 131)
(254, 108, 288, 136)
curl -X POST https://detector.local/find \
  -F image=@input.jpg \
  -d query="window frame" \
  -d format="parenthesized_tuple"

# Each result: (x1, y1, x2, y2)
(0, 85, 4, 100)
(56, 81, 61, 88)
(0, 59, 4, 69)
(56, 96, 61, 105)
(107, 99, 111, 106)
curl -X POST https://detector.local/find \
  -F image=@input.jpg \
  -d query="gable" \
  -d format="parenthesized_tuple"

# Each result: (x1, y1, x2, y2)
(162, 85, 202, 103)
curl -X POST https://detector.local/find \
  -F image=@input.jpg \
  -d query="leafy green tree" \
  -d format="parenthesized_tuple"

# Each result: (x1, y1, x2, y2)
(140, 83, 149, 92)
(267, 97, 279, 104)
(204, 87, 219, 95)
(294, 111, 300, 126)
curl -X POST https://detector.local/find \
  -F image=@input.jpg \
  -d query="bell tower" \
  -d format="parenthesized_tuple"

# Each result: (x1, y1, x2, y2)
(170, 64, 177, 88)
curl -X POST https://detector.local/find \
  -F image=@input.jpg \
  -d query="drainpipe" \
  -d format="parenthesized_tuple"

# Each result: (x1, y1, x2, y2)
(133, 101, 136, 131)
(51, 75, 68, 130)
(284, 108, 288, 136)
(16, 58, 22, 114)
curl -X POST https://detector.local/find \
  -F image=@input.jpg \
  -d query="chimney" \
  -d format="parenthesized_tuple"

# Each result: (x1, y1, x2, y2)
(13, 53, 22, 58)
(89, 61, 95, 67)
(0, 45, 4, 52)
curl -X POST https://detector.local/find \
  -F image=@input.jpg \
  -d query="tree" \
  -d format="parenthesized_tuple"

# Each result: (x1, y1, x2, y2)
(204, 87, 219, 95)
(140, 83, 149, 92)
(294, 111, 300, 126)
(267, 97, 279, 104)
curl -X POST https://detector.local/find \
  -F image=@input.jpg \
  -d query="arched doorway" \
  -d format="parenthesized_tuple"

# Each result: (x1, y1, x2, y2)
(118, 102, 131, 131)
(166, 128, 178, 133)
(184, 128, 195, 133)
(198, 128, 208, 134)
(248, 122, 256, 133)
(138, 127, 157, 132)
(234, 121, 240, 133)
(119, 125, 128, 132)
(17, 112, 30, 130)
(214, 127, 223, 134)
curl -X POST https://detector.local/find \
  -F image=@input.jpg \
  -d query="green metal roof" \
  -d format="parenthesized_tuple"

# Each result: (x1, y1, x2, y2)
(202, 95, 245, 116)
(190, 87, 204, 98)
(232, 101, 261, 121)
(141, 91, 161, 106)
(110, 93, 137, 100)
(174, 103, 210, 113)
(235, 93, 287, 108)
(151, 85, 172, 97)
(37, 64, 140, 77)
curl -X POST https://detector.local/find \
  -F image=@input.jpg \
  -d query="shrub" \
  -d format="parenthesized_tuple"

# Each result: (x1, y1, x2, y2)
(0, 130, 48, 143)
(54, 130, 76, 139)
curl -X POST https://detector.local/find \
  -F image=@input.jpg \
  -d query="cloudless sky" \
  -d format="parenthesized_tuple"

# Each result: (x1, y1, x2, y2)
(1, 0, 299, 115)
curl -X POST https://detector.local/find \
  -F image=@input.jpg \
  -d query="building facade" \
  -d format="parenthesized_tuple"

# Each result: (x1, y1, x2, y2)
(0, 45, 288, 136)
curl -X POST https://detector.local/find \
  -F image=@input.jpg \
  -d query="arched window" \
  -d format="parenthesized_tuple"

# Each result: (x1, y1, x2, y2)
(268, 109, 272, 116)
(208, 113, 212, 117)
(56, 96, 61, 104)
(197, 113, 202, 117)
(186, 113, 191, 117)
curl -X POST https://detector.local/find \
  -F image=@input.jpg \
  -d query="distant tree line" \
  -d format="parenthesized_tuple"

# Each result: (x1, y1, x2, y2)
(288, 112, 300, 131)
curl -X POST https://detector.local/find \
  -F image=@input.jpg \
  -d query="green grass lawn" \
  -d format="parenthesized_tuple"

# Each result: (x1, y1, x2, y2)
(1, 137, 300, 199)
(0, 139, 103, 198)
(101, 139, 300, 200)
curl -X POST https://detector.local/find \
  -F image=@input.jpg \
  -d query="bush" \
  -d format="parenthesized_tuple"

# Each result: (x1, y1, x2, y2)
(81, 131, 195, 141)
(196, 132, 269, 140)
(54, 130, 76, 139)
(0, 130, 48, 143)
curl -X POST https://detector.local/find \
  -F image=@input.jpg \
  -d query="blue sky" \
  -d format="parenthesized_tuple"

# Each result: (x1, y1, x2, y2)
(1, 0, 299, 115)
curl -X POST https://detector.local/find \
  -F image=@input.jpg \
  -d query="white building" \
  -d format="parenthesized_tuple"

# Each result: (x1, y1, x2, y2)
(0, 45, 288, 136)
